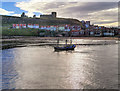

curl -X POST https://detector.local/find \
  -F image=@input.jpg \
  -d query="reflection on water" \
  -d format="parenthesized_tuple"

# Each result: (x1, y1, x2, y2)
(2, 40, 118, 89)
(55, 39, 118, 45)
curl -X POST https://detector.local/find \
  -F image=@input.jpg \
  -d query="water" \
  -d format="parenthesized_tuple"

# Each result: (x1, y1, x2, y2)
(2, 39, 118, 89)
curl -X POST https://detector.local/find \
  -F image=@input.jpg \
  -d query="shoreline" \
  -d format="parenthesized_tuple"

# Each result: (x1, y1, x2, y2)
(2, 36, 119, 50)
(2, 36, 119, 40)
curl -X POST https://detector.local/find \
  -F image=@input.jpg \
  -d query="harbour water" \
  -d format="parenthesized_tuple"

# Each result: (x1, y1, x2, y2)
(2, 39, 118, 89)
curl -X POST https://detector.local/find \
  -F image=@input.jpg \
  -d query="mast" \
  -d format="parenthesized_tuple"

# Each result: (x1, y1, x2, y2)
(57, 38, 59, 47)
(65, 39, 67, 46)
(70, 39, 72, 44)
(70, 28, 72, 45)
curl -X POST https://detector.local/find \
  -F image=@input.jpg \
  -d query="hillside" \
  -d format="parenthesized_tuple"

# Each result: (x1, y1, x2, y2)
(1, 15, 83, 36)
(1, 15, 83, 27)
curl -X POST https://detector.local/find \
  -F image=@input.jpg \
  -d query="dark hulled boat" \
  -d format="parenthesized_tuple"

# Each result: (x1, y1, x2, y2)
(54, 39, 76, 51)
(54, 44, 76, 51)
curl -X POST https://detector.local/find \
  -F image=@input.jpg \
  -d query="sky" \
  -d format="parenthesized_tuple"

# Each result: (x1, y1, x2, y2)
(0, 0, 119, 27)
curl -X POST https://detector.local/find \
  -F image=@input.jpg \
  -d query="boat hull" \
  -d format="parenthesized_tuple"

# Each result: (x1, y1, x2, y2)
(54, 44, 76, 51)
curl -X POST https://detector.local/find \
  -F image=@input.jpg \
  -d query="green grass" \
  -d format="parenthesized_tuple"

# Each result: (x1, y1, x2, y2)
(2, 27, 64, 36)
(2, 28, 40, 36)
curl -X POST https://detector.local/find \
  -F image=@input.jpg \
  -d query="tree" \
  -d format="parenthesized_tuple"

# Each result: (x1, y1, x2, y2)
(33, 15, 36, 18)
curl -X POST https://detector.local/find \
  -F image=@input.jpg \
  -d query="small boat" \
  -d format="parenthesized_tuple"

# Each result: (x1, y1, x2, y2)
(54, 39, 76, 51)
(54, 44, 76, 51)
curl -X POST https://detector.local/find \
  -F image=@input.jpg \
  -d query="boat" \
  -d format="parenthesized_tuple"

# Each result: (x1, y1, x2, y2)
(54, 44, 76, 51)
(54, 39, 76, 51)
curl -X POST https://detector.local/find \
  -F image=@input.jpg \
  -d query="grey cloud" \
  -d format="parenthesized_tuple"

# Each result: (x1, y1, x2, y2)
(56, 2, 118, 25)
(62, 2, 117, 14)
(54, 2, 117, 22)
(35, 2, 72, 10)
(93, 20, 118, 24)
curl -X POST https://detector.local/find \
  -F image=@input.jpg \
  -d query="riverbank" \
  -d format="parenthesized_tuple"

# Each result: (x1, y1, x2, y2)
(2, 36, 119, 40)
(1, 36, 119, 50)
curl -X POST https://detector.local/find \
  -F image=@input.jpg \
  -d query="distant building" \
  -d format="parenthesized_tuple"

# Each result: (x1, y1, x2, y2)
(70, 30, 80, 37)
(13, 24, 26, 28)
(85, 21, 90, 28)
(81, 20, 85, 24)
(33, 15, 36, 18)
(27, 24, 39, 28)
(40, 12, 57, 18)
(21, 12, 27, 17)
(86, 21, 90, 25)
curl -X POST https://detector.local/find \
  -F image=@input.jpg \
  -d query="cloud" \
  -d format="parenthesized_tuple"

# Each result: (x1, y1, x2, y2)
(0, 8, 22, 17)
(98, 22, 118, 27)
(1, 0, 29, 2)
(87, 8, 118, 25)
(25, 12, 34, 17)
(0, 8, 14, 15)
(4, 0, 119, 2)
(15, 1, 118, 27)
(16, 2, 117, 15)
(61, 2, 117, 13)
(12, 14, 21, 17)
